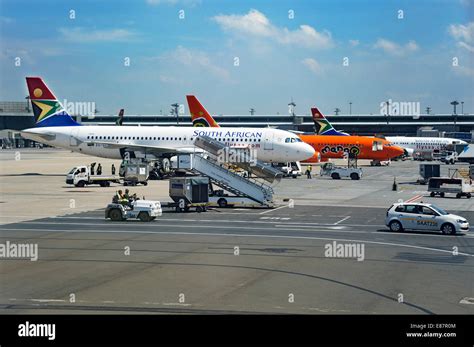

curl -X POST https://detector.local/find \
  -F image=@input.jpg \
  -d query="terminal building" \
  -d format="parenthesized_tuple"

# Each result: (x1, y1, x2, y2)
(1, 100, 473, 147)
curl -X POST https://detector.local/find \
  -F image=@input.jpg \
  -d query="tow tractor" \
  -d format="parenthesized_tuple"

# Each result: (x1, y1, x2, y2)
(320, 162, 362, 180)
(105, 200, 162, 222)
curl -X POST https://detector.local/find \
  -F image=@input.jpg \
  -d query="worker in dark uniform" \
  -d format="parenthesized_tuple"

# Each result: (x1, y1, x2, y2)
(306, 165, 312, 179)
(97, 163, 102, 175)
(111, 164, 116, 175)
(90, 162, 96, 175)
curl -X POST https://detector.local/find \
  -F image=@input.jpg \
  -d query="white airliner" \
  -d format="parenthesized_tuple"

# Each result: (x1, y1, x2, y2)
(385, 137, 467, 156)
(310, 107, 468, 156)
(21, 77, 315, 163)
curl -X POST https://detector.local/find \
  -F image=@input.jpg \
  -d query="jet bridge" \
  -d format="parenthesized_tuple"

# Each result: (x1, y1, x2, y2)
(188, 136, 283, 206)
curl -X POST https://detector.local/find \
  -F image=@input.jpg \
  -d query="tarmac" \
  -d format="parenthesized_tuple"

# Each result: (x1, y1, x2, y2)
(0, 148, 473, 314)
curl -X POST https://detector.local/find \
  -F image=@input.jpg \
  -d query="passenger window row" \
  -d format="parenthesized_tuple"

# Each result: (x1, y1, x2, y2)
(86, 135, 261, 143)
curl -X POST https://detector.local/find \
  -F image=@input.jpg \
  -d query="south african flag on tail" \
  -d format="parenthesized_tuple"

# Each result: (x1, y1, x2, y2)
(311, 107, 348, 136)
(26, 77, 80, 127)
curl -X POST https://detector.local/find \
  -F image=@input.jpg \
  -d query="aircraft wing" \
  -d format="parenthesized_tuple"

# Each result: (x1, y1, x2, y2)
(87, 140, 200, 154)
(21, 130, 56, 141)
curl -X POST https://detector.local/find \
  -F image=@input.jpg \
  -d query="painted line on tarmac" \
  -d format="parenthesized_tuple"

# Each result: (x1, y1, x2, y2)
(459, 297, 474, 305)
(1, 227, 472, 257)
(405, 194, 423, 203)
(259, 205, 288, 215)
(16, 218, 474, 234)
(334, 216, 351, 225)
(274, 225, 365, 233)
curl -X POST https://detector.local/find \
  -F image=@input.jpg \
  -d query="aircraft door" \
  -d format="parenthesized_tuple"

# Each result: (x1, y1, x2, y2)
(264, 131, 274, 150)
(69, 128, 80, 147)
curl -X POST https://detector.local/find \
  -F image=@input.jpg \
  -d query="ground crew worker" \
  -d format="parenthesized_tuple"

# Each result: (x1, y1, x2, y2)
(111, 164, 116, 175)
(115, 190, 128, 205)
(306, 165, 312, 179)
(97, 163, 102, 175)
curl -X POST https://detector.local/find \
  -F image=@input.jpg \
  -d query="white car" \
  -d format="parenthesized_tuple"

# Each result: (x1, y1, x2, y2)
(385, 202, 470, 235)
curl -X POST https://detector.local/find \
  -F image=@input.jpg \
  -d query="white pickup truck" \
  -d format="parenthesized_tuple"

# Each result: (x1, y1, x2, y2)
(66, 165, 121, 187)
(320, 162, 363, 180)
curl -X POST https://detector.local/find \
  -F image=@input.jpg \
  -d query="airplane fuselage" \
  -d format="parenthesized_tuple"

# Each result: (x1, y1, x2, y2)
(386, 136, 467, 154)
(299, 135, 405, 161)
(22, 126, 315, 163)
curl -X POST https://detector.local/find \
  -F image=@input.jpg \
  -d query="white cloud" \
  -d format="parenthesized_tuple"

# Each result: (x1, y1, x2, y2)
(373, 38, 419, 56)
(213, 9, 333, 49)
(454, 65, 474, 77)
(59, 27, 138, 43)
(302, 58, 323, 75)
(448, 22, 474, 52)
(0, 16, 14, 24)
(158, 46, 230, 80)
(349, 39, 359, 47)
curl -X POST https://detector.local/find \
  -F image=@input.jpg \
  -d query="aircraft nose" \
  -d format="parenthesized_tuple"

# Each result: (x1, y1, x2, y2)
(391, 145, 405, 158)
(297, 143, 315, 161)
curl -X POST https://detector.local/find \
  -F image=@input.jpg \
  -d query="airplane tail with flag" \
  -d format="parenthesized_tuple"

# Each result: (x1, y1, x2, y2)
(26, 77, 80, 127)
(186, 95, 220, 128)
(311, 107, 348, 136)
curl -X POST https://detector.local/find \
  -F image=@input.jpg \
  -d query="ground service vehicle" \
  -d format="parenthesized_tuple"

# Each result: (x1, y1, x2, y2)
(386, 202, 469, 235)
(428, 177, 472, 198)
(66, 165, 121, 187)
(272, 162, 302, 178)
(167, 176, 209, 212)
(320, 162, 362, 180)
(105, 200, 162, 222)
(122, 162, 149, 186)
(441, 151, 458, 164)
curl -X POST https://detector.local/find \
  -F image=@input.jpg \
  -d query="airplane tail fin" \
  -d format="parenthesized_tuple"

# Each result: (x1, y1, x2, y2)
(311, 107, 347, 136)
(116, 109, 124, 126)
(26, 77, 80, 127)
(186, 95, 220, 128)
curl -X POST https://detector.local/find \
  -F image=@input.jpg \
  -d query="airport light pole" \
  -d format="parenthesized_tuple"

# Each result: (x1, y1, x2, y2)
(334, 108, 341, 116)
(249, 108, 255, 116)
(425, 106, 431, 115)
(171, 103, 180, 125)
(288, 99, 296, 117)
(461, 101, 464, 115)
(349, 102, 352, 115)
(451, 100, 459, 126)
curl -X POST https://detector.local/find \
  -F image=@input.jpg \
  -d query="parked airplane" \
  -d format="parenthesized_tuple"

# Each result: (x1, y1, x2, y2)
(311, 107, 468, 156)
(187, 96, 405, 163)
(21, 77, 315, 163)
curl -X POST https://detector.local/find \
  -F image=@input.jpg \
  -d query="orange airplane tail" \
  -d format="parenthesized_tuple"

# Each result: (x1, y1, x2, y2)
(186, 95, 220, 128)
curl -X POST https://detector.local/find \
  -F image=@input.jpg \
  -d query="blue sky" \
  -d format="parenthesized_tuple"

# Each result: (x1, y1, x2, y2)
(1, 0, 473, 115)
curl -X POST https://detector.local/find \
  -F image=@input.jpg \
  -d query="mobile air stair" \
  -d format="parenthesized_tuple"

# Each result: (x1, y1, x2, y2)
(189, 136, 283, 207)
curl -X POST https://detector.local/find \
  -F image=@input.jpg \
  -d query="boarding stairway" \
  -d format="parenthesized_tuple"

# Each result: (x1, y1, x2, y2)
(189, 136, 283, 206)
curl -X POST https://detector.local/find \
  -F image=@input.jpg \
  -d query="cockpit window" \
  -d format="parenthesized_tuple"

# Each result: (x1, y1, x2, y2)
(285, 137, 303, 143)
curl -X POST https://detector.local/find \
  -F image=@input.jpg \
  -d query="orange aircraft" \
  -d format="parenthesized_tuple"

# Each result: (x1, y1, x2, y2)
(186, 95, 404, 163)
